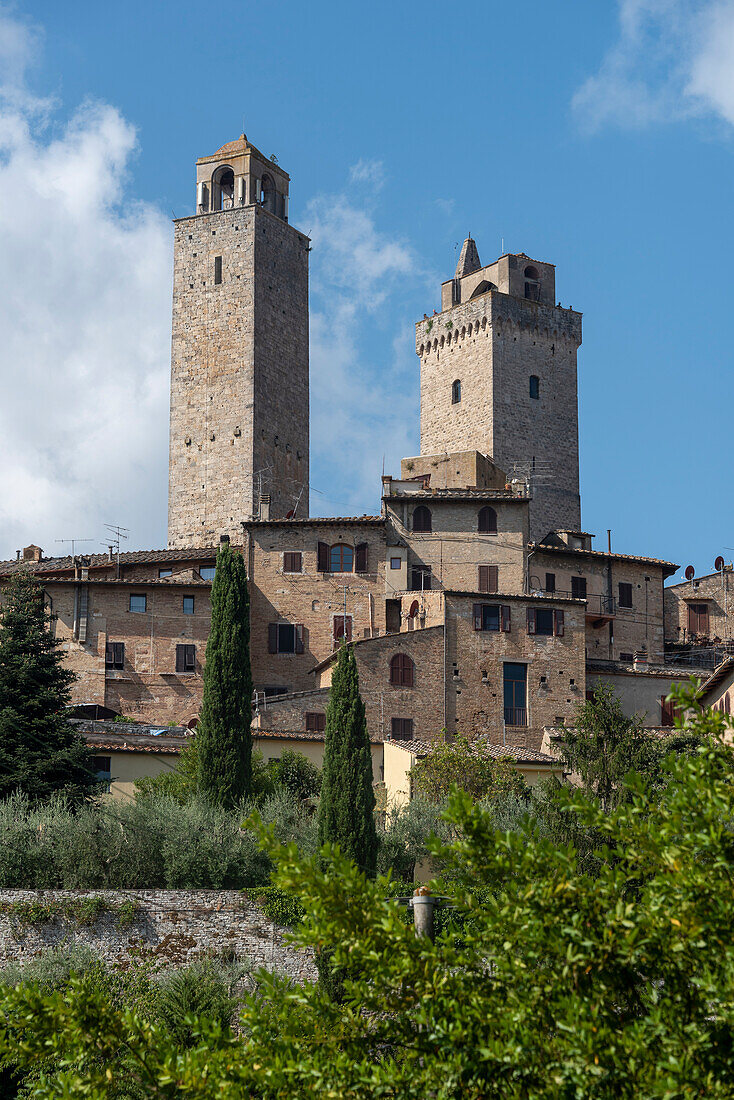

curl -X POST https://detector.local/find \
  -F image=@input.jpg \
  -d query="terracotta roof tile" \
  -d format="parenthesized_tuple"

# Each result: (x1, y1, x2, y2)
(0, 546, 219, 576)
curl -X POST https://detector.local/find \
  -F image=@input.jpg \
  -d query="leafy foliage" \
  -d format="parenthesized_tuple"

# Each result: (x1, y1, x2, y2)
(0, 570, 97, 805)
(317, 643, 377, 878)
(5, 689, 734, 1096)
(409, 734, 531, 802)
(197, 542, 253, 809)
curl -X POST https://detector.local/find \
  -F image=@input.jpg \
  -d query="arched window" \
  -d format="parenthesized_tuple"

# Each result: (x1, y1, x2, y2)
(212, 165, 235, 211)
(261, 174, 276, 214)
(524, 265, 540, 301)
(451, 379, 461, 404)
(412, 505, 432, 532)
(329, 544, 353, 573)
(470, 279, 497, 299)
(390, 653, 415, 687)
(478, 506, 497, 534)
(529, 375, 540, 399)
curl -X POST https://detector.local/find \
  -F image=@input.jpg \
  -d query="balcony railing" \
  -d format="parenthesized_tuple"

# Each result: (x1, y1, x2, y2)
(532, 588, 616, 617)
(504, 706, 527, 727)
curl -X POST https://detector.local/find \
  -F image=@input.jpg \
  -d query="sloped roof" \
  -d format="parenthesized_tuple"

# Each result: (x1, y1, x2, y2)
(388, 738, 558, 765)
(0, 546, 219, 576)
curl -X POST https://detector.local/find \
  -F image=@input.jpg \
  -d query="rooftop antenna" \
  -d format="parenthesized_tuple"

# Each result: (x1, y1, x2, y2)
(55, 537, 93, 558)
(103, 523, 129, 578)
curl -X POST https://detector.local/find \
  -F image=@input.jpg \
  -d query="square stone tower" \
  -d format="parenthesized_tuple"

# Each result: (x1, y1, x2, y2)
(168, 135, 310, 548)
(416, 240, 582, 542)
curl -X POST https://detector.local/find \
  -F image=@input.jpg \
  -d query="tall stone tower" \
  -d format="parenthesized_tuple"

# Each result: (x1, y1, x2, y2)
(168, 135, 310, 548)
(416, 239, 582, 542)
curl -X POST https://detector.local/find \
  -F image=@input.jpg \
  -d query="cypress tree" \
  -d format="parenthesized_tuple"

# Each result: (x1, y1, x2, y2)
(196, 540, 252, 808)
(318, 642, 377, 876)
(0, 570, 96, 804)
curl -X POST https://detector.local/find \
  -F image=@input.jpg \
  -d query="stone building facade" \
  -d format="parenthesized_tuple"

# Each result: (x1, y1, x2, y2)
(416, 242, 582, 541)
(664, 567, 734, 646)
(0, 546, 216, 726)
(168, 135, 310, 548)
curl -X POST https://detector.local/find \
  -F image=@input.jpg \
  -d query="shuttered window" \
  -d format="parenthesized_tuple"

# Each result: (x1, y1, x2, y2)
(317, 541, 329, 572)
(333, 615, 353, 647)
(527, 608, 565, 636)
(105, 642, 124, 670)
(175, 644, 196, 673)
(390, 653, 415, 687)
(267, 623, 304, 654)
(391, 717, 414, 740)
(412, 506, 432, 532)
(283, 552, 302, 573)
(478, 565, 498, 593)
(618, 582, 633, 609)
(473, 603, 511, 632)
(478, 506, 497, 534)
(688, 603, 709, 634)
(545, 573, 556, 593)
(571, 576, 587, 600)
(330, 544, 353, 573)
(305, 712, 326, 733)
(355, 542, 368, 573)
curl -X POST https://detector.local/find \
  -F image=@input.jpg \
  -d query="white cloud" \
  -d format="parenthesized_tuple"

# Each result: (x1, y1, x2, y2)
(348, 158, 385, 188)
(0, 8, 171, 559)
(573, 0, 734, 131)
(306, 192, 421, 515)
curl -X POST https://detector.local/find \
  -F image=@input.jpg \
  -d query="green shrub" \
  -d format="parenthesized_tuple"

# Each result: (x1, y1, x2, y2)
(155, 958, 246, 1049)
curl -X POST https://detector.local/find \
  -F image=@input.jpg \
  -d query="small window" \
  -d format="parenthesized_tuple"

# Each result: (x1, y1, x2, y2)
(545, 573, 556, 594)
(333, 615, 353, 647)
(410, 565, 432, 591)
(199, 566, 215, 581)
(571, 576, 587, 600)
(527, 607, 565, 637)
(390, 556, 402, 570)
(688, 603, 709, 634)
(175, 644, 196, 674)
(504, 662, 527, 726)
(534, 608, 554, 636)
(529, 375, 540, 399)
(105, 642, 124, 670)
(473, 603, 511, 633)
(391, 717, 414, 740)
(283, 551, 302, 574)
(524, 266, 540, 301)
(451, 379, 461, 404)
(478, 506, 497, 534)
(183, 595, 195, 615)
(481, 604, 500, 632)
(330, 544, 353, 573)
(214, 255, 222, 285)
(620, 652, 634, 663)
(129, 594, 147, 613)
(268, 622, 305, 655)
(390, 653, 415, 687)
(305, 712, 326, 733)
(412, 505, 432, 532)
(618, 582, 633, 609)
(478, 565, 498, 593)
(158, 568, 172, 578)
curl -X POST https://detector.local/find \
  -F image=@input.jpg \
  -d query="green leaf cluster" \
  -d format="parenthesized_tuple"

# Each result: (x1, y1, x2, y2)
(410, 733, 531, 802)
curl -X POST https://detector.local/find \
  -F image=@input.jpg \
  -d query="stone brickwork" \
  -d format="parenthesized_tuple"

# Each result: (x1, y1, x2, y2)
(445, 592, 586, 751)
(384, 490, 529, 596)
(244, 519, 387, 696)
(416, 255, 582, 542)
(532, 548, 672, 663)
(168, 198, 309, 548)
(664, 569, 734, 644)
(0, 890, 315, 982)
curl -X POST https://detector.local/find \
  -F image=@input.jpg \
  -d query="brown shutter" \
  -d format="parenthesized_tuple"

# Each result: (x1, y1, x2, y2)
(175, 645, 184, 673)
(185, 645, 196, 672)
(295, 624, 304, 654)
(473, 603, 482, 631)
(527, 608, 536, 635)
(501, 605, 511, 632)
(345, 617, 353, 643)
(317, 541, 329, 572)
(105, 642, 113, 666)
(355, 542, 368, 573)
(701, 604, 709, 633)
(554, 609, 564, 637)
(268, 623, 278, 654)
(403, 655, 414, 687)
(488, 565, 498, 593)
(478, 566, 489, 593)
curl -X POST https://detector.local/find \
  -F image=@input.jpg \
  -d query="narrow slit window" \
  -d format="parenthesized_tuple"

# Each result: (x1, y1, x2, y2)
(451, 379, 461, 404)
(529, 375, 540, 399)
(214, 256, 222, 285)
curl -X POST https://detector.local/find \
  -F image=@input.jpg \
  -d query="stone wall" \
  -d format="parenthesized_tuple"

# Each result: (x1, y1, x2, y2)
(0, 890, 315, 982)
(168, 204, 310, 548)
(664, 570, 734, 644)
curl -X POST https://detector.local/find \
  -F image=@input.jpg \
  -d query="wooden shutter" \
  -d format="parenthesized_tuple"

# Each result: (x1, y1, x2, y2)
(295, 624, 304, 654)
(479, 565, 497, 593)
(185, 645, 196, 672)
(661, 695, 673, 726)
(527, 608, 536, 635)
(268, 623, 278, 654)
(317, 541, 329, 572)
(473, 603, 482, 631)
(700, 604, 709, 633)
(501, 605, 511, 632)
(554, 609, 564, 637)
(105, 642, 113, 667)
(115, 642, 124, 667)
(355, 542, 368, 573)
(175, 645, 184, 673)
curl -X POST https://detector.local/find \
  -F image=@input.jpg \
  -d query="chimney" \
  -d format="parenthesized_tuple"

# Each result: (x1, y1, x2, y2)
(22, 545, 42, 562)
(259, 495, 271, 522)
(633, 650, 648, 671)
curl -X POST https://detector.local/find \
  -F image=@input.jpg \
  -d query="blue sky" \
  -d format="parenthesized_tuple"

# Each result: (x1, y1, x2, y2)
(1, 1, 733, 583)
